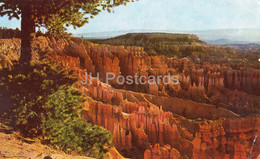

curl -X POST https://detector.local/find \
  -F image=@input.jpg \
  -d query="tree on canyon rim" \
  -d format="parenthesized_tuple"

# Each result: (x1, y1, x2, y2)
(0, 0, 133, 63)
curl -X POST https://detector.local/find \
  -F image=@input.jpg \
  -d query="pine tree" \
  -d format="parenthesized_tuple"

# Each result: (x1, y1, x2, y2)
(0, 0, 133, 63)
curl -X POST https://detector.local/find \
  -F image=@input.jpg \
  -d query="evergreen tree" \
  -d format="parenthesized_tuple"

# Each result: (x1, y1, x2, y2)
(0, 0, 133, 63)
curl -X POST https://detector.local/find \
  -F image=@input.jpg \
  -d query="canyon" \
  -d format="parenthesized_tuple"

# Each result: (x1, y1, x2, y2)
(0, 37, 259, 159)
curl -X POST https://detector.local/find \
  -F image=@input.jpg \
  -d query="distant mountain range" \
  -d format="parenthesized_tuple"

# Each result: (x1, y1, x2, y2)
(74, 29, 260, 53)
(222, 43, 260, 53)
(189, 29, 260, 45)
(74, 29, 260, 45)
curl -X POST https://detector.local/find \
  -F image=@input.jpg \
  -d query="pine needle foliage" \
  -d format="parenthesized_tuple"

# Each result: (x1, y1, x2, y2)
(0, 62, 112, 158)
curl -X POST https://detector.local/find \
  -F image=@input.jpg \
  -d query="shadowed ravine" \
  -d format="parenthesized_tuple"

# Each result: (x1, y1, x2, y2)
(0, 37, 259, 159)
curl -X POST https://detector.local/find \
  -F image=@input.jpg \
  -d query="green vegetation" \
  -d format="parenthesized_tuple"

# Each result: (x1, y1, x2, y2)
(90, 33, 203, 56)
(90, 33, 260, 68)
(0, 0, 132, 63)
(0, 62, 112, 158)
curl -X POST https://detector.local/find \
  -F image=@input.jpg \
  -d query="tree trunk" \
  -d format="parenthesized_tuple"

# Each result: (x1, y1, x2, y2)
(20, 3, 35, 63)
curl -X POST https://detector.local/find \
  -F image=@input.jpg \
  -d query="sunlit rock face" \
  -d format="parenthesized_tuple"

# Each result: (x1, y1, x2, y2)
(0, 37, 259, 159)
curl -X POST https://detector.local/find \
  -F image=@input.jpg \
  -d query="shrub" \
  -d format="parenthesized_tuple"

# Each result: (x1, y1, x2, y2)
(1, 62, 77, 136)
(0, 62, 112, 158)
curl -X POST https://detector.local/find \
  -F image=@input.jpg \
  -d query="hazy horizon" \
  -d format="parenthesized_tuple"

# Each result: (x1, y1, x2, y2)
(73, 28, 260, 34)
(1, 0, 260, 34)
(72, 28, 260, 44)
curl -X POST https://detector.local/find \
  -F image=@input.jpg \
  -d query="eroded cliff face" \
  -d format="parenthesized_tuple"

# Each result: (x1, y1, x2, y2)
(0, 37, 259, 159)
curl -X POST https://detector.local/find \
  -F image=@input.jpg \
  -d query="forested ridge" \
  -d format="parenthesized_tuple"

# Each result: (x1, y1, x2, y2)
(88, 33, 260, 69)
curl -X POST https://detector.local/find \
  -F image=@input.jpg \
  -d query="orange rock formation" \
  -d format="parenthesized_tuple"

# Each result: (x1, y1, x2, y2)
(0, 37, 259, 159)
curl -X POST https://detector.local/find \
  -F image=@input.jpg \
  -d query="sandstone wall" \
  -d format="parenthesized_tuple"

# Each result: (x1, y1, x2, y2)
(0, 37, 259, 159)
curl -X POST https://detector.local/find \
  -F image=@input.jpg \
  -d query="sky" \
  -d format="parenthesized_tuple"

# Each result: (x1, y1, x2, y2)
(1, 0, 260, 34)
